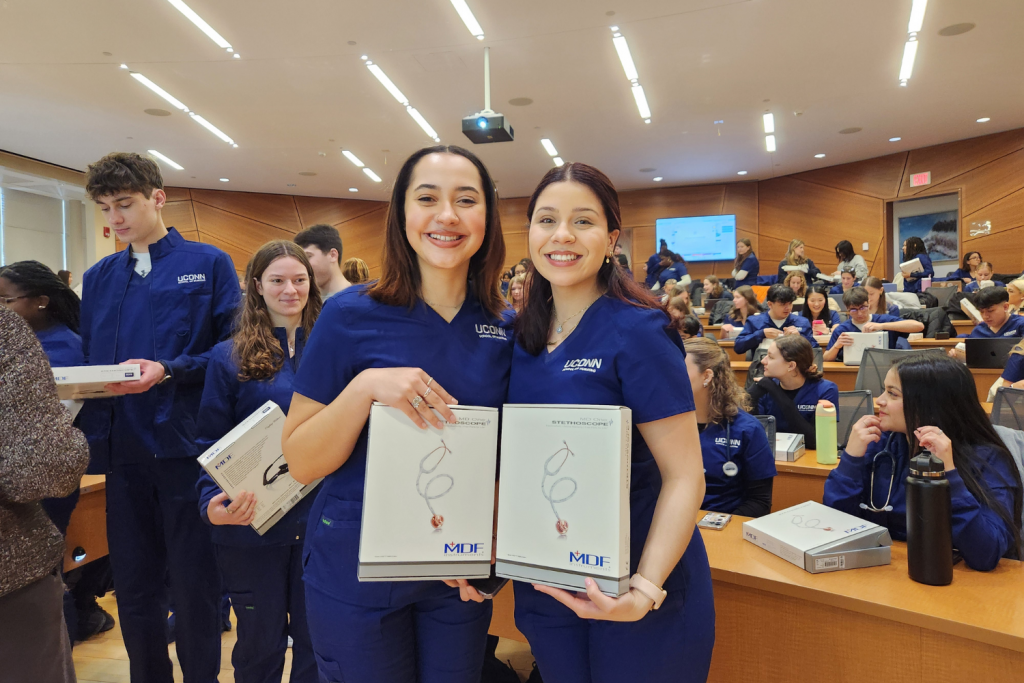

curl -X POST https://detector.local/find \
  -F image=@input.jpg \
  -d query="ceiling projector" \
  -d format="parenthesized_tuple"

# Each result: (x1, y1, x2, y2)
(462, 47, 514, 144)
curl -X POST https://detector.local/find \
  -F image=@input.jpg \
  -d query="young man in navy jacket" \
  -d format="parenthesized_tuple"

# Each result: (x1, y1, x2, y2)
(78, 153, 240, 682)
(735, 283, 817, 354)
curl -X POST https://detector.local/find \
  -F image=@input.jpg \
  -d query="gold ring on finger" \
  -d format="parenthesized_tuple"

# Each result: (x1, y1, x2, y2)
(424, 387, 433, 398)
(412, 396, 424, 409)
(426, 376, 434, 389)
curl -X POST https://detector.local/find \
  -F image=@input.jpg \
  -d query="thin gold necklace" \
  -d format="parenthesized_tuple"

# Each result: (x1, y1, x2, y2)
(553, 301, 594, 334)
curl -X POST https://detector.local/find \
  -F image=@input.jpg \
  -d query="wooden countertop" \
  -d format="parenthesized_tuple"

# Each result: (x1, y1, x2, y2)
(80, 474, 105, 494)
(702, 513, 1024, 653)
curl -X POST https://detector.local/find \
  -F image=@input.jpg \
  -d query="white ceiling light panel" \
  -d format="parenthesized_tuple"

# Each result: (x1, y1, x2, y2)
(166, 0, 235, 54)
(900, 0, 927, 86)
(610, 27, 651, 123)
(362, 57, 441, 142)
(148, 150, 184, 170)
(125, 67, 238, 147)
(449, 0, 485, 40)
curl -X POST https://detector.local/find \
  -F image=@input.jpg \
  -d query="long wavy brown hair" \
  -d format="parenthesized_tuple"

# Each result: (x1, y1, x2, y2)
(234, 240, 322, 381)
(684, 337, 751, 424)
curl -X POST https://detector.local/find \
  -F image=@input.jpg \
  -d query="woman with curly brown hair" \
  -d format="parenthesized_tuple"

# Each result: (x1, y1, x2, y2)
(684, 338, 776, 517)
(195, 239, 323, 683)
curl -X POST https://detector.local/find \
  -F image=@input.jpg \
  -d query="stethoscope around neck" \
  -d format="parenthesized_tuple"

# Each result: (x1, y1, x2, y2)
(860, 432, 898, 513)
(721, 420, 739, 478)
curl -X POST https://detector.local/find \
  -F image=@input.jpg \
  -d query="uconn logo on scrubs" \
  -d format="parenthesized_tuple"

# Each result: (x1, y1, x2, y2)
(475, 324, 508, 341)
(715, 437, 742, 449)
(444, 542, 484, 555)
(569, 551, 611, 568)
(177, 273, 207, 285)
(562, 358, 603, 373)
(797, 405, 817, 412)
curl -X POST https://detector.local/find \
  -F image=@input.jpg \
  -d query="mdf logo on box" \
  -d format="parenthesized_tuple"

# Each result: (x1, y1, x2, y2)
(569, 551, 611, 569)
(177, 273, 207, 284)
(444, 542, 484, 555)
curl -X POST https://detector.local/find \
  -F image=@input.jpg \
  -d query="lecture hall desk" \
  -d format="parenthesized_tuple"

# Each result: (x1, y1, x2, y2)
(490, 511, 1024, 683)
(64, 475, 108, 571)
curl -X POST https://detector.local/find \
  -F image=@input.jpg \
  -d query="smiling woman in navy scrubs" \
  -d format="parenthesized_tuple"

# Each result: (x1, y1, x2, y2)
(508, 163, 714, 683)
(195, 241, 322, 683)
(281, 146, 512, 683)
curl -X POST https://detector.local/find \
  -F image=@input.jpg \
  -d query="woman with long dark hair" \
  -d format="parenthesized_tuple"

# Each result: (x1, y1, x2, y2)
(0, 260, 82, 366)
(825, 355, 1022, 571)
(800, 284, 840, 332)
(732, 237, 759, 287)
(944, 251, 982, 285)
(281, 146, 511, 683)
(508, 163, 713, 682)
(195, 241, 322, 682)
(900, 236, 934, 294)
(720, 286, 761, 337)
(833, 240, 868, 281)
(863, 276, 900, 317)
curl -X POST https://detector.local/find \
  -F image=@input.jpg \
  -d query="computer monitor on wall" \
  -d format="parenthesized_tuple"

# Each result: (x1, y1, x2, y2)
(655, 215, 737, 262)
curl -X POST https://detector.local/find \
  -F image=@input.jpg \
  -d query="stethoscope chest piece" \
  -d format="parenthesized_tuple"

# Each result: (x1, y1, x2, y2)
(722, 461, 739, 477)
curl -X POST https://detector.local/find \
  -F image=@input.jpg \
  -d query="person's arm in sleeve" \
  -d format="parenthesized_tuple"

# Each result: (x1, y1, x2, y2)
(732, 422, 776, 517)
(823, 453, 871, 516)
(732, 479, 773, 518)
(806, 260, 820, 282)
(165, 253, 241, 385)
(194, 346, 238, 523)
(733, 318, 764, 354)
(948, 450, 1018, 571)
(0, 311, 90, 504)
(795, 318, 819, 347)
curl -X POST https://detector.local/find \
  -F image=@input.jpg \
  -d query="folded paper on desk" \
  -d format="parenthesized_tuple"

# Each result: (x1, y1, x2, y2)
(843, 332, 887, 366)
(743, 501, 892, 573)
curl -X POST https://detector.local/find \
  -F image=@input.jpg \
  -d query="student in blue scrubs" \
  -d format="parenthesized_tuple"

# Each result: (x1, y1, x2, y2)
(734, 283, 817, 355)
(196, 241, 321, 683)
(964, 262, 1004, 293)
(944, 251, 982, 285)
(775, 238, 820, 283)
(800, 284, 841, 333)
(281, 146, 513, 683)
(720, 286, 762, 337)
(657, 250, 689, 289)
(863, 276, 901, 317)
(1002, 343, 1024, 389)
(732, 237, 759, 287)
(828, 269, 858, 295)
(824, 355, 1022, 571)
(685, 338, 776, 517)
(749, 336, 838, 449)
(823, 288, 923, 362)
(964, 288, 1024, 339)
(507, 162, 714, 683)
(645, 239, 670, 288)
(78, 153, 240, 682)
(900, 237, 934, 294)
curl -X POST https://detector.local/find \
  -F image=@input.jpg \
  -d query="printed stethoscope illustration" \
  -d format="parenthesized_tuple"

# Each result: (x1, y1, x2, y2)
(790, 515, 834, 532)
(417, 440, 454, 530)
(263, 454, 289, 488)
(542, 441, 578, 535)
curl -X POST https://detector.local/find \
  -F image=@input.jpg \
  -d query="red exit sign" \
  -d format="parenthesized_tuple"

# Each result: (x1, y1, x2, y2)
(910, 171, 931, 187)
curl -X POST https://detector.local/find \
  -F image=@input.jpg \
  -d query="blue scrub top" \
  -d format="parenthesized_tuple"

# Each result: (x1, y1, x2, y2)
(1003, 351, 1024, 383)
(968, 316, 1024, 339)
(902, 253, 934, 294)
(35, 323, 84, 367)
(195, 329, 317, 547)
(507, 295, 698, 592)
(291, 284, 514, 606)
(829, 283, 859, 295)
(734, 312, 817, 354)
(824, 432, 1020, 571)
(886, 302, 900, 318)
(658, 261, 688, 287)
(826, 314, 908, 361)
(699, 410, 776, 514)
(645, 254, 665, 288)
(965, 280, 1006, 294)
(944, 268, 974, 283)
(734, 254, 759, 287)
(756, 377, 839, 434)
(111, 269, 161, 461)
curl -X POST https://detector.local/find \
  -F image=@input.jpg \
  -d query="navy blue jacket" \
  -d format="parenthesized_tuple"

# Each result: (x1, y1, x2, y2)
(902, 253, 934, 293)
(829, 283, 859, 295)
(733, 254, 759, 287)
(78, 228, 240, 472)
(196, 329, 316, 546)
(826, 314, 909, 361)
(35, 324, 84, 367)
(734, 312, 817, 354)
(967, 316, 1024, 339)
(965, 280, 1006, 294)
(943, 267, 975, 283)
(776, 259, 820, 284)
(658, 260, 688, 287)
(824, 432, 1020, 571)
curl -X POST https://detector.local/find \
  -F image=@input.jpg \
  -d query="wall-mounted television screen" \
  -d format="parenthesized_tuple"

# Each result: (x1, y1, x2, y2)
(655, 215, 737, 262)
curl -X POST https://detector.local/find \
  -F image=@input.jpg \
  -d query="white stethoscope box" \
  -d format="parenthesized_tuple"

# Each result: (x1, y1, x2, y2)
(775, 432, 805, 462)
(742, 501, 892, 574)
(359, 403, 499, 581)
(495, 404, 632, 597)
(51, 364, 141, 400)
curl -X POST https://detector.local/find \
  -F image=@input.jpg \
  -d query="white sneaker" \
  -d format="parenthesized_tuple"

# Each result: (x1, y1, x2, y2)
(287, 636, 293, 648)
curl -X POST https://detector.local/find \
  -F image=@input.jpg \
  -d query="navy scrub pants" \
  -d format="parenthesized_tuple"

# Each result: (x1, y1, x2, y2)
(304, 581, 492, 683)
(105, 455, 222, 683)
(215, 544, 317, 683)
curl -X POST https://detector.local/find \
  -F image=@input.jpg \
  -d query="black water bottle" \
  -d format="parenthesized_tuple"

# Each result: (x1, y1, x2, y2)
(906, 450, 953, 586)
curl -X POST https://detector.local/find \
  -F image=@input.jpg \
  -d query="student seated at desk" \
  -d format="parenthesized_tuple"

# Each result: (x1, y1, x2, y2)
(824, 288, 923, 362)
(800, 284, 841, 332)
(720, 286, 761, 337)
(672, 313, 703, 340)
(863, 276, 900, 317)
(783, 270, 807, 305)
(823, 355, 1022, 571)
(685, 338, 776, 517)
(964, 287, 1024, 339)
(1002, 342, 1024, 390)
(964, 262, 1004, 293)
(1007, 279, 1024, 316)
(702, 275, 729, 302)
(900, 237, 934, 294)
(734, 284, 816, 354)
(748, 336, 839, 449)
(943, 250, 982, 286)
(828, 269, 858, 295)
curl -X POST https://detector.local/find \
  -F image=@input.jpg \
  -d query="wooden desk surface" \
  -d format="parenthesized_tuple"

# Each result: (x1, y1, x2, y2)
(79, 474, 106, 494)
(909, 337, 960, 348)
(704, 513, 1024, 654)
(952, 319, 974, 334)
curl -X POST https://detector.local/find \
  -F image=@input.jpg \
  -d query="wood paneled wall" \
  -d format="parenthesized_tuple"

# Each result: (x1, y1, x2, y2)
(112, 127, 1024, 281)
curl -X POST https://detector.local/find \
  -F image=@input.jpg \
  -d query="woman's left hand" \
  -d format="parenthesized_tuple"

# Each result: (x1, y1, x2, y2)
(442, 578, 486, 603)
(532, 578, 655, 622)
(915, 426, 954, 471)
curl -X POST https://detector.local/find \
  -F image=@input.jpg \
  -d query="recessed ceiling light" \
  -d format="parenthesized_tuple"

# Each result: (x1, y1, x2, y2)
(233, 54, 240, 59)
(349, 188, 358, 192)
(765, 135, 776, 152)
(342, 150, 365, 167)
(653, 177, 663, 182)
(508, 97, 533, 106)
(737, 171, 748, 176)
(166, 0, 234, 51)
(219, 178, 229, 182)
(144, 108, 172, 117)
(938, 22, 975, 36)
(363, 168, 382, 182)
(540, 139, 558, 157)
(814, 153, 826, 158)
(977, 117, 991, 123)
(147, 150, 183, 170)
(298, 172, 317, 177)
(889, 136, 902, 142)
(763, 113, 775, 134)
(449, 0, 485, 40)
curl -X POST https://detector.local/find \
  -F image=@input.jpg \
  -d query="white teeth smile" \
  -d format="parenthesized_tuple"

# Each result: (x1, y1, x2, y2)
(428, 234, 462, 242)
(548, 254, 580, 262)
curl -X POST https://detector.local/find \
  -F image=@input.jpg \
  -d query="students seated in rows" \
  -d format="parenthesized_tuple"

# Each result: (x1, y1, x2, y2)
(801, 284, 841, 334)
(1008, 279, 1024, 316)
(732, 238, 759, 287)
(965, 287, 1024, 338)
(719, 286, 761, 337)
(823, 287, 923, 362)
(824, 355, 1022, 572)
(828, 269, 858, 295)
(863, 276, 900, 317)
(748, 336, 838, 449)
(196, 241, 320, 683)
(964, 262, 1004, 293)
(660, 278, 677, 303)
(900, 237, 934, 294)
(685, 338, 776, 518)
(834, 240, 868, 282)
(1003, 342, 1024, 390)
(944, 250, 982, 285)
(784, 270, 807, 305)
(656, 250, 690, 289)
(668, 293, 697, 325)
(734, 284, 817, 354)
(776, 238, 820, 283)
(674, 314, 703, 340)
(702, 275, 729, 303)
